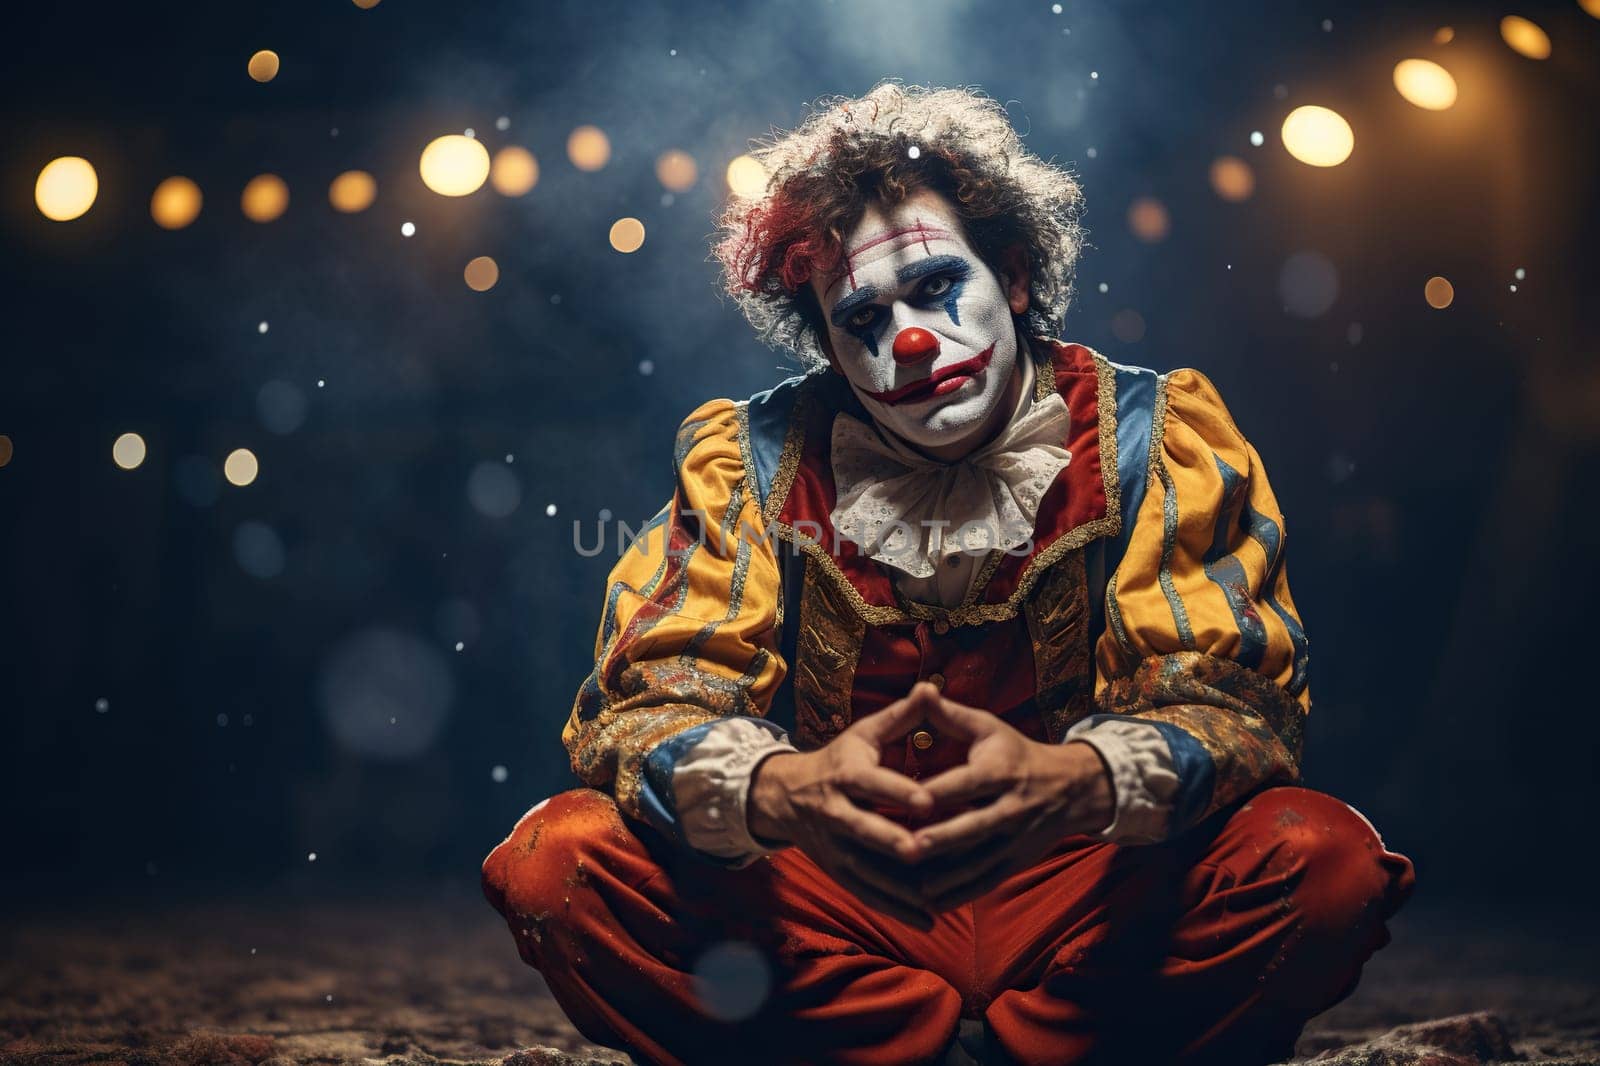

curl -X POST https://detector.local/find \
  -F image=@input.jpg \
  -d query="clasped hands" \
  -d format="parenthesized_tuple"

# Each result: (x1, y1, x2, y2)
(746, 682, 1114, 931)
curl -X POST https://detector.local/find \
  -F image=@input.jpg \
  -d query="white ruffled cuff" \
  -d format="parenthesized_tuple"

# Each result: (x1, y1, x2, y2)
(1064, 717, 1179, 844)
(671, 718, 799, 866)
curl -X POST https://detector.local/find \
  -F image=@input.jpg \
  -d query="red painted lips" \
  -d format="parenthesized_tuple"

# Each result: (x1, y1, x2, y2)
(861, 344, 995, 406)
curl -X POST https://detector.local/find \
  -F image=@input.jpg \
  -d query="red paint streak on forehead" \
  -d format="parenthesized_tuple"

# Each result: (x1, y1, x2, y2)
(821, 220, 953, 300)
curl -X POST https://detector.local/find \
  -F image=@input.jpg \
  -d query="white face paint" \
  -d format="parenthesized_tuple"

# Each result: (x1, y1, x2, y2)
(810, 187, 1021, 455)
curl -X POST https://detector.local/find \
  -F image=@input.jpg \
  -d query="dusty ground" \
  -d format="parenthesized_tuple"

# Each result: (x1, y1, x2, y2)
(0, 886, 1594, 1065)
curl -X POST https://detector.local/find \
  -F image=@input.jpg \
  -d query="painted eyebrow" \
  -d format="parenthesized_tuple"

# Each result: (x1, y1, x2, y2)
(829, 255, 972, 326)
(830, 284, 881, 328)
(896, 254, 970, 285)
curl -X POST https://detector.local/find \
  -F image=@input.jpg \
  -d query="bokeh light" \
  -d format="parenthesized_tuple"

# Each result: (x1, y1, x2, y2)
(233, 521, 285, 579)
(328, 170, 377, 213)
(1110, 309, 1147, 343)
(1583, 0, 1600, 20)
(247, 50, 280, 83)
(35, 157, 98, 221)
(490, 146, 539, 196)
(1279, 251, 1340, 317)
(656, 149, 699, 192)
(317, 628, 455, 760)
(692, 942, 772, 1022)
(1500, 16, 1551, 59)
(1126, 198, 1170, 242)
(464, 256, 500, 292)
(0, 435, 12, 468)
(1209, 156, 1255, 201)
(567, 125, 611, 171)
(419, 134, 491, 196)
(224, 448, 260, 486)
(1393, 59, 1458, 110)
(241, 174, 289, 222)
(150, 177, 202, 229)
(726, 154, 768, 198)
(256, 380, 308, 435)
(467, 462, 521, 517)
(1425, 276, 1455, 309)
(609, 217, 646, 253)
(352, 0, 381, 7)
(1434, 26, 1456, 44)
(112, 432, 147, 470)
(1280, 105, 1354, 167)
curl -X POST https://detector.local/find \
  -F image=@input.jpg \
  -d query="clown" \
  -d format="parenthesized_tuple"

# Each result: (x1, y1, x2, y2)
(482, 82, 1414, 1065)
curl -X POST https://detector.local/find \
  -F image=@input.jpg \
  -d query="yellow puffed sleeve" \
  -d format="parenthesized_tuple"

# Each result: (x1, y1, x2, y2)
(562, 397, 788, 825)
(1094, 367, 1310, 828)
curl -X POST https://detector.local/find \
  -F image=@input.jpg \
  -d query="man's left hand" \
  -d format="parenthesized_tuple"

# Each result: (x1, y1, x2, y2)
(907, 692, 1115, 911)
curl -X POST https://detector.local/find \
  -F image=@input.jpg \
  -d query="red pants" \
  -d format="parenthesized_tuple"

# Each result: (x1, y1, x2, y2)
(481, 786, 1414, 1066)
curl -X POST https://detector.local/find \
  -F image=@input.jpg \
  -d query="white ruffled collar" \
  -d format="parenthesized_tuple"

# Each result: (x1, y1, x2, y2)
(828, 348, 1073, 578)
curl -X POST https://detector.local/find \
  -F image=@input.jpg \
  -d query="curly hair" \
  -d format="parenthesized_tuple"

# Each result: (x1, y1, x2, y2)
(712, 79, 1085, 372)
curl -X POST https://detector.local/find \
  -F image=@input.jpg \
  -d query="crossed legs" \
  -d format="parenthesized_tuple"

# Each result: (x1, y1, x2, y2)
(481, 787, 1414, 1065)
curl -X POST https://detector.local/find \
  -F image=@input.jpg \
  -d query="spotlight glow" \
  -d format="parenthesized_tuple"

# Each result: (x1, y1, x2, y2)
(35, 157, 98, 221)
(490, 146, 539, 196)
(420, 135, 491, 196)
(224, 448, 260, 487)
(1393, 59, 1458, 110)
(328, 170, 377, 212)
(151, 176, 203, 229)
(1500, 16, 1551, 59)
(1280, 106, 1354, 167)
(726, 155, 767, 198)
(567, 126, 611, 171)
(113, 433, 147, 470)
(609, 217, 645, 253)
(241, 174, 289, 222)
(247, 50, 280, 83)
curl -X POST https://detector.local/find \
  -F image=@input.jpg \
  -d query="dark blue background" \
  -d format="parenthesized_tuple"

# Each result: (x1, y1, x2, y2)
(4, 0, 1596, 907)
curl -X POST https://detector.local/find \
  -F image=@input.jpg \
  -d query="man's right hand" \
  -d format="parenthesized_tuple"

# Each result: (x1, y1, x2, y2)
(747, 684, 940, 929)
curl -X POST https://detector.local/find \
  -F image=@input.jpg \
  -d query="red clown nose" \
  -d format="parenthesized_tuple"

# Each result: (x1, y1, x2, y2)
(891, 326, 940, 366)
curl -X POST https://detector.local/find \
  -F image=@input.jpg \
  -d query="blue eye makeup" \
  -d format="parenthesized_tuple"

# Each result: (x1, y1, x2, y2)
(831, 255, 974, 357)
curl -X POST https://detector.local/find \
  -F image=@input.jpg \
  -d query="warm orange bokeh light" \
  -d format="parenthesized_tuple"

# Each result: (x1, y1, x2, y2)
(609, 217, 645, 253)
(490, 146, 539, 196)
(656, 149, 698, 192)
(1425, 276, 1455, 309)
(241, 174, 289, 222)
(328, 170, 377, 213)
(567, 126, 611, 171)
(1209, 156, 1255, 202)
(464, 256, 501, 292)
(1127, 198, 1170, 242)
(1393, 59, 1458, 110)
(1281, 106, 1354, 167)
(1500, 16, 1552, 59)
(248, 50, 280, 83)
(151, 176, 203, 229)
(35, 157, 99, 221)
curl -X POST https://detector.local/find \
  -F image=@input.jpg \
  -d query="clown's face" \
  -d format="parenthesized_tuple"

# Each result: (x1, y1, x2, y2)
(810, 186, 1029, 456)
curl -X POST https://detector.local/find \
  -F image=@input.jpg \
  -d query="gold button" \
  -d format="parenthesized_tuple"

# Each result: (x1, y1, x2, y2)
(911, 729, 934, 750)
(933, 618, 950, 635)
(926, 672, 946, 690)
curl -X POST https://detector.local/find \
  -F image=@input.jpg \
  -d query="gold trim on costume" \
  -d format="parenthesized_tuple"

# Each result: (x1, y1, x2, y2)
(1023, 548, 1094, 742)
(792, 556, 867, 746)
(752, 340, 1126, 631)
